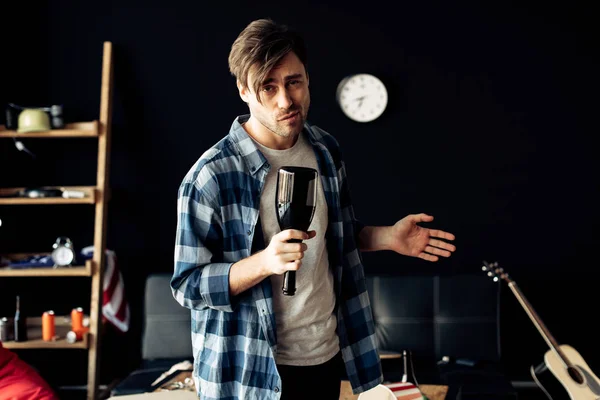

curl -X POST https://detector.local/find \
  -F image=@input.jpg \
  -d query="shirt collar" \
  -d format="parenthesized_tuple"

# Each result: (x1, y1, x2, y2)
(228, 115, 267, 176)
(228, 114, 317, 176)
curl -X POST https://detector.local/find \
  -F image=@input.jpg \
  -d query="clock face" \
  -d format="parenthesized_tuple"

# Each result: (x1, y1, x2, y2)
(336, 74, 388, 122)
(52, 246, 74, 266)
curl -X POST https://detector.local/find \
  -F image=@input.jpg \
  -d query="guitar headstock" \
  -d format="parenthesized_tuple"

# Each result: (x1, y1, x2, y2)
(482, 260, 513, 284)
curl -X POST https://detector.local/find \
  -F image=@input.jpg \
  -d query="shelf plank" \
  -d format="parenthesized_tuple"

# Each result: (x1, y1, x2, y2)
(0, 257, 93, 277)
(3, 337, 88, 350)
(2, 316, 89, 350)
(0, 186, 96, 205)
(0, 121, 99, 137)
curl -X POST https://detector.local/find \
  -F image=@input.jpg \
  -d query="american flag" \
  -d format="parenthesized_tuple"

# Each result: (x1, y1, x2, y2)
(82, 246, 130, 333)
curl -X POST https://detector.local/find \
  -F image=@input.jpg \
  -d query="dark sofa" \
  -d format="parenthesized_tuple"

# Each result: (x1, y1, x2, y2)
(110, 274, 193, 396)
(111, 273, 517, 399)
(368, 273, 516, 399)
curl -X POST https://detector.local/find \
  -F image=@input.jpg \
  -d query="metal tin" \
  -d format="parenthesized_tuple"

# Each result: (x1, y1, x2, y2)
(71, 307, 84, 331)
(0, 317, 11, 342)
(42, 310, 55, 341)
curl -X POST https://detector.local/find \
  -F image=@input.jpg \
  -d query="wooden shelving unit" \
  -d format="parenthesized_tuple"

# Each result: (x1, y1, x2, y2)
(2, 316, 89, 350)
(3, 337, 89, 350)
(0, 121, 98, 137)
(0, 186, 97, 205)
(0, 41, 114, 400)
(0, 255, 93, 277)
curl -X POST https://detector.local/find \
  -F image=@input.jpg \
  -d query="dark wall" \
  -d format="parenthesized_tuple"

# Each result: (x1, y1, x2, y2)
(1, 0, 598, 388)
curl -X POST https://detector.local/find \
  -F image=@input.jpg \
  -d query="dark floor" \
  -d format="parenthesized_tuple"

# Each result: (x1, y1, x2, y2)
(511, 382, 550, 400)
(56, 386, 113, 400)
(55, 392, 87, 400)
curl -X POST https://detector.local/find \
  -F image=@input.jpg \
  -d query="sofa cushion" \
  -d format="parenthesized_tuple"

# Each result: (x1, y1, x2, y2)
(142, 274, 192, 361)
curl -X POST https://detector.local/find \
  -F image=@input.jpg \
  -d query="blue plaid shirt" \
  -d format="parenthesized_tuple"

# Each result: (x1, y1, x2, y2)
(172, 115, 382, 399)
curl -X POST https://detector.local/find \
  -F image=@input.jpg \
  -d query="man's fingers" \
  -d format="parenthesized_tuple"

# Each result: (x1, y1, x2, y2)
(424, 245, 452, 258)
(281, 252, 305, 262)
(277, 242, 307, 254)
(279, 229, 310, 241)
(418, 252, 438, 262)
(429, 239, 456, 252)
(286, 260, 301, 271)
(411, 213, 434, 223)
(429, 229, 455, 241)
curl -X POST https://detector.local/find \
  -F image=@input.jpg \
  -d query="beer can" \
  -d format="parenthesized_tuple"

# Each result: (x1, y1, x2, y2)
(42, 310, 55, 341)
(66, 327, 89, 344)
(71, 307, 84, 331)
(0, 317, 10, 342)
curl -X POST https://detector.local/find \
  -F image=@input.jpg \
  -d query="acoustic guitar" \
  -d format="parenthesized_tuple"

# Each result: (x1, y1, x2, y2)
(482, 261, 600, 400)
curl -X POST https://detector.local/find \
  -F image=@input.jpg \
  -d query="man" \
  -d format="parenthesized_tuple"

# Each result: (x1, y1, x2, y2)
(172, 18, 456, 400)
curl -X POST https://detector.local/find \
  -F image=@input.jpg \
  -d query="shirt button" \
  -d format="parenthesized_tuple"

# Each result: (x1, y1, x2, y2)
(274, 387, 279, 393)
(247, 230, 252, 236)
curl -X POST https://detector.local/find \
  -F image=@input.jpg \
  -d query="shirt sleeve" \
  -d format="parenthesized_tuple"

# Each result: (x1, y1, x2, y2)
(171, 178, 236, 312)
(337, 158, 365, 247)
(333, 139, 383, 391)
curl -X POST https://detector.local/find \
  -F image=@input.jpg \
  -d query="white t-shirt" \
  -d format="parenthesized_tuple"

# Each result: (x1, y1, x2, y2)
(251, 131, 339, 366)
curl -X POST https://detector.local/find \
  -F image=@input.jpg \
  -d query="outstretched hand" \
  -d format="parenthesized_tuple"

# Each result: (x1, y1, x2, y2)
(389, 213, 456, 262)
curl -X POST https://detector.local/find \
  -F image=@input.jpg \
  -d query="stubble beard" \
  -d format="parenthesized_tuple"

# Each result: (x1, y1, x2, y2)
(261, 104, 309, 139)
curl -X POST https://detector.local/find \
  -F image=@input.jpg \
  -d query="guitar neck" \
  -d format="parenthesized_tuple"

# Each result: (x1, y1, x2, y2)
(507, 281, 571, 368)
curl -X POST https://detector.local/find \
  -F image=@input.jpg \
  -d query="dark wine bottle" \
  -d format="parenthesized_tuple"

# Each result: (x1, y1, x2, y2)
(275, 166, 318, 296)
(14, 295, 27, 342)
(4, 105, 18, 130)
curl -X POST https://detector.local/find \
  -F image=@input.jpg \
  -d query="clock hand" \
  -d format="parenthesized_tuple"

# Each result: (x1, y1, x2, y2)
(352, 95, 367, 109)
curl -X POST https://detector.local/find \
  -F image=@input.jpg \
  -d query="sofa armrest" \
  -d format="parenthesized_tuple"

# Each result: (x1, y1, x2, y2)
(110, 367, 166, 396)
(110, 358, 193, 396)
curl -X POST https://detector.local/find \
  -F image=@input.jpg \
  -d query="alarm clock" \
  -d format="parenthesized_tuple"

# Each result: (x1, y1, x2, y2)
(52, 237, 76, 267)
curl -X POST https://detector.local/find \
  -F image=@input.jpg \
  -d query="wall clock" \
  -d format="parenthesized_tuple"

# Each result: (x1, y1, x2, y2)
(336, 73, 388, 123)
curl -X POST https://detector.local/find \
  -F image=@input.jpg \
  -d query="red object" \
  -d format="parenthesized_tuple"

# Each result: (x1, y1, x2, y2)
(0, 341, 59, 400)
(42, 311, 55, 342)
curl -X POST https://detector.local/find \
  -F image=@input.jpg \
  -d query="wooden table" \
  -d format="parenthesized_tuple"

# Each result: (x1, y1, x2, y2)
(339, 381, 448, 400)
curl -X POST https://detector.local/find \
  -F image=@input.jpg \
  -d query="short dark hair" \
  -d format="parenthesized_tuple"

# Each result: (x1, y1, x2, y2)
(228, 18, 308, 103)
